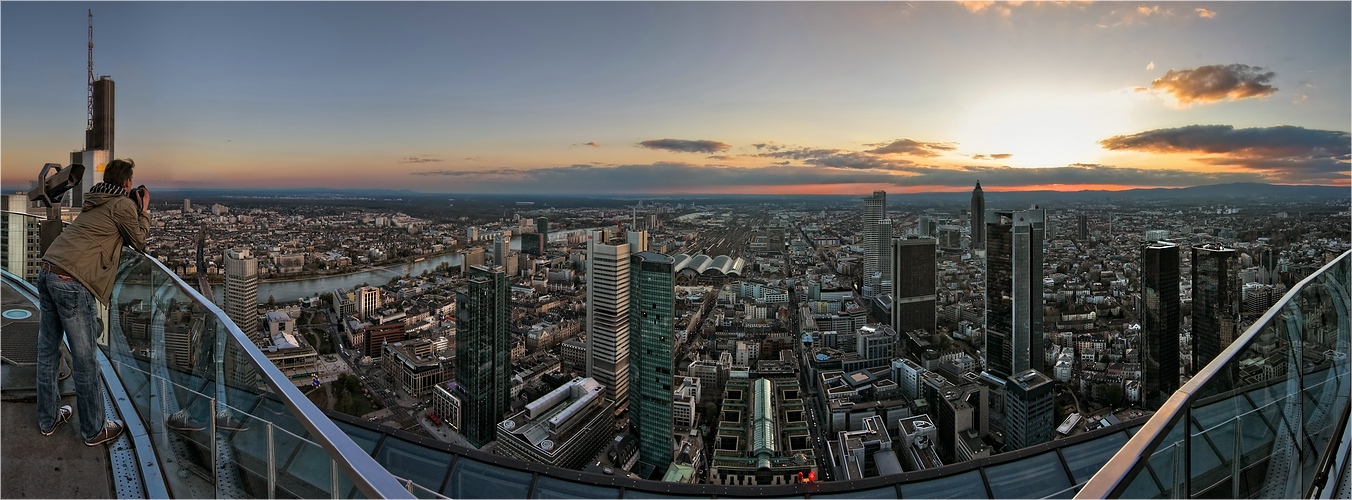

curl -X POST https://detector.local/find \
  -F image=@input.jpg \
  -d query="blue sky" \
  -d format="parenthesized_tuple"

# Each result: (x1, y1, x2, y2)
(3, 1, 1348, 194)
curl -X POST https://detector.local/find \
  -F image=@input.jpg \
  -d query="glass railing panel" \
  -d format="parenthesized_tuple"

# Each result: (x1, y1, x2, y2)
(620, 488, 699, 499)
(984, 450, 1074, 499)
(282, 434, 341, 498)
(97, 247, 411, 498)
(531, 475, 620, 499)
(442, 457, 533, 499)
(809, 485, 899, 498)
(897, 469, 989, 499)
(373, 439, 452, 494)
(1120, 419, 1186, 499)
(331, 419, 384, 455)
(1080, 251, 1349, 499)
(1060, 431, 1130, 484)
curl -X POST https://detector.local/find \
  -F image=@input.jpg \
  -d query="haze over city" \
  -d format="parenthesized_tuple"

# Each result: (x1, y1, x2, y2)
(2, 1, 1349, 194)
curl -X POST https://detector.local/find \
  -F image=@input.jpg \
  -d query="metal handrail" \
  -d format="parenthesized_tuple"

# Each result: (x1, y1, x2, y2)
(126, 248, 415, 498)
(1078, 250, 1351, 498)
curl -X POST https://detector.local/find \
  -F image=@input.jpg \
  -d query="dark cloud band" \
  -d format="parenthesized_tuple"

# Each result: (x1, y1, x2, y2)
(639, 139, 732, 154)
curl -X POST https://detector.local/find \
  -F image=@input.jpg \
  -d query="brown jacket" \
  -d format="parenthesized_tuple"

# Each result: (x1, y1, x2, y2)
(42, 189, 150, 304)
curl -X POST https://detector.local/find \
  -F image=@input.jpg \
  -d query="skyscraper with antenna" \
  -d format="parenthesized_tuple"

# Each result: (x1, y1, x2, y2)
(72, 10, 115, 208)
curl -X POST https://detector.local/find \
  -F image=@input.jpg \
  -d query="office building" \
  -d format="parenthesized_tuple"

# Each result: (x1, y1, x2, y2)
(628, 251, 675, 472)
(862, 191, 887, 298)
(536, 217, 549, 236)
(496, 377, 617, 470)
(710, 378, 817, 485)
(522, 232, 545, 257)
(357, 286, 381, 320)
(68, 149, 109, 209)
(2, 194, 41, 283)
(262, 311, 317, 378)
(897, 415, 944, 471)
(892, 236, 937, 336)
(833, 415, 901, 480)
(1077, 214, 1089, 241)
(224, 248, 261, 343)
(687, 353, 731, 404)
(970, 182, 985, 251)
(672, 377, 701, 429)
(1142, 242, 1180, 405)
(1192, 244, 1240, 372)
(455, 265, 512, 448)
(381, 338, 454, 398)
(1004, 369, 1054, 451)
(493, 232, 509, 267)
(627, 230, 649, 253)
(431, 382, 462, 432)
(586, 234, 631, 404)
(87, 76, 115, 154)
(984, 208, 1045, 379)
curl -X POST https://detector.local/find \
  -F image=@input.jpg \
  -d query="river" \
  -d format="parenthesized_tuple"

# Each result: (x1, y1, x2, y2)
(212, 227, 609, 303)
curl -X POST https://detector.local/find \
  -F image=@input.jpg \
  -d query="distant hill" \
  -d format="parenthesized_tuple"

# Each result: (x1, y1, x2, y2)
(893, 183, 1348, 206)
(15, 182, 1340, 207)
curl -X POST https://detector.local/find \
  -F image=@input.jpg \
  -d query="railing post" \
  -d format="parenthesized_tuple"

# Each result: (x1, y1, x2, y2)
(1172, 442, 1185, 499)
(1232, 414, 1242, 498)
(267, 421, 276, 499)
(210, 398, 218, 497)
(331, 458, 339, 499)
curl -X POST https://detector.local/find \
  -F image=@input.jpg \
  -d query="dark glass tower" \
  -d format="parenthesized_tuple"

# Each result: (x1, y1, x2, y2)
(892, 236, 937, 337)
(628, 251, 675, 474)
(87, 76, 114, 155)
(1192, 245, 1239, 373)
(1005, 369, 1054, 451)
(1142, 242, 1180, 405)
(455, 265, 511, 448)
(984, 208, 1045, 379)
(970, 181, 985, 251)
(1146, 241, 1178, 405)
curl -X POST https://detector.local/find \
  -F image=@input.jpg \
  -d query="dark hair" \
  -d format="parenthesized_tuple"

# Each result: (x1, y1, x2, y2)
(103, 158, 135, 187)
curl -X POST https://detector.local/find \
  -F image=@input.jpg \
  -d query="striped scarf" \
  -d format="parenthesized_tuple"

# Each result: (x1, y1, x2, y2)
(87, 182, 127, 196)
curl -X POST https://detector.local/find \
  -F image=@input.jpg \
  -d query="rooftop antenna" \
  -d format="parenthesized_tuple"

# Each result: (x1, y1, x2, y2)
(87, 9, 94, 134)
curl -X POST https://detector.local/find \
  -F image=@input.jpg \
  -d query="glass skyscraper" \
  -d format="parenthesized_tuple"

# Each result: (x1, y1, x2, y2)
(628, 251, 676, 475)
(862, 190, 887, 298)
(970, 181, 985, 251)
(1192, 244, 1239, 373)
(984, 208, 1045, 379)
(1142, 241, 1180, 405)
(892, 236, 937, 336)
(455, 265, 511, 448)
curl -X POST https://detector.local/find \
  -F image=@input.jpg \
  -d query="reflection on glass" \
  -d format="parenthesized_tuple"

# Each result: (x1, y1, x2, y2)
(99, 249, 400, 498)
(375, 440, 451, 493)
(1060, 431, 1129, 484)
(984, 451, 1072, 499)
(443, 457, 532, 499)
(898, 469, 988, 499)
(531, 476, 618, 499)
(1107, 252, 1348, 498)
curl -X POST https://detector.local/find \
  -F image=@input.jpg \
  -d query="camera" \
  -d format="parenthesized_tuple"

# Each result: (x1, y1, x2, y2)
(129, 185, 148, 207)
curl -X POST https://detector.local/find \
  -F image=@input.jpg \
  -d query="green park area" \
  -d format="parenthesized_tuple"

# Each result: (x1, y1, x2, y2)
(302, 373, 375, 417)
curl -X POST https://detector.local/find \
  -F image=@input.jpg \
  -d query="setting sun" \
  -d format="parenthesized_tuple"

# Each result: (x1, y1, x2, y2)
(953, 90, 1143, 168)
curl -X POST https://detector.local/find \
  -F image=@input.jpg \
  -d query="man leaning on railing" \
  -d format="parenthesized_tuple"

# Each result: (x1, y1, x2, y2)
(35, 158, 150, 447)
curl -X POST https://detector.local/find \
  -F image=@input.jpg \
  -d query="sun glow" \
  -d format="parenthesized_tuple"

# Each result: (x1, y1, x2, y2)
(953, 89, 1144, 168)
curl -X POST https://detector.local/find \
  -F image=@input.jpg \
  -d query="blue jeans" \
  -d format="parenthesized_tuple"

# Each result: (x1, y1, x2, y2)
(37, 269, 107, 441)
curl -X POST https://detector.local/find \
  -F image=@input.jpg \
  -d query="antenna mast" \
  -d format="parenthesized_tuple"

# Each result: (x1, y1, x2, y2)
(87, 9, 94, 133)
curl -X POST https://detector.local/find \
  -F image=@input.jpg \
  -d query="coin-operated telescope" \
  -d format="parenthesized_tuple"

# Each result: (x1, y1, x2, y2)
(27, 163, 85, 254)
